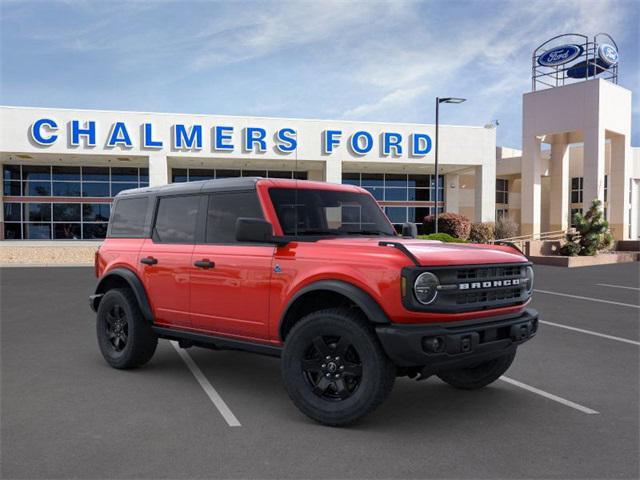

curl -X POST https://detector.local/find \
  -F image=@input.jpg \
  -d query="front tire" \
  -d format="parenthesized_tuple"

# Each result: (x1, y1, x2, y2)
(436, 350, 516, 390)
(281, 308, 395, 427)
(96, 288, 158, 369)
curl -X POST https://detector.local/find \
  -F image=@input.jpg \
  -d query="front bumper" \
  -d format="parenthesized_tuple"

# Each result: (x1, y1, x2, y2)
(376, 308, 538, 370)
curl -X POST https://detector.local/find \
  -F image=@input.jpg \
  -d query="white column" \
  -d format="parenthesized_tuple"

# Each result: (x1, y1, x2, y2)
(474, 163, 495, 223)
(148, 153, 169, 187)
(609, 134, 631, 240)
(445, 173, 459, 213)
(582, 126, 605, 211)
(549, 135, 570, 232)
(521, 135, 542, 236)
(324, 159, 342, 184)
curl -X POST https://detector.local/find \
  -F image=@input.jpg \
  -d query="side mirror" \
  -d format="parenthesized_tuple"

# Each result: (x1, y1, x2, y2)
(401, 222, 417, 238)
(236, 218, 274, 243)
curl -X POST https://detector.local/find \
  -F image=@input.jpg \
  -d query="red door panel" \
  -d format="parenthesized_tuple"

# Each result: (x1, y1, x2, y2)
(190, 245, 274, 340)
(138, 238, 194, 328)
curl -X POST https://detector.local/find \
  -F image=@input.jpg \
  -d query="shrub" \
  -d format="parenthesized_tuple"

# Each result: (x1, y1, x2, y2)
(559, 199, 613, 256)
(495, 217, 519, 239)
(469, 222, 495, 244)
(423, 213, 471, 240)
(418, 233, 467, 243)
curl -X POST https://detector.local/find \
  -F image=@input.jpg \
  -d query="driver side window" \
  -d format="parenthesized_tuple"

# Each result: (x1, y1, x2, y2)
(206, 191, 264, 244)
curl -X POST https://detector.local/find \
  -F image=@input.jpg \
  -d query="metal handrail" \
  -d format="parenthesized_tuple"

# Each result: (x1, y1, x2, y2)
(496, 229, 572, 243)
(492, 229, 574, 253)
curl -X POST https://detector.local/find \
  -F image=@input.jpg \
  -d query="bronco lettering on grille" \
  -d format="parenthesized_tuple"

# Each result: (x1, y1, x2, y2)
(458, 279, 520, 290)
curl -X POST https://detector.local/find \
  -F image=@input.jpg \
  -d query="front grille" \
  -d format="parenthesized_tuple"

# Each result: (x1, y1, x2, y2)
(403, 262, 532, 313)
(457, 265, 522, 281)
(456, 287, 522, 305)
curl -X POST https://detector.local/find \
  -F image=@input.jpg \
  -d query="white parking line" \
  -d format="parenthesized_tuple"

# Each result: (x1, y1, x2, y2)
(500, 376, 599, 415)
(596, 283, 640, 291)
(534, 289, 640, 309)
(170, 341, 241, 427)
(540, 320, 640, 346)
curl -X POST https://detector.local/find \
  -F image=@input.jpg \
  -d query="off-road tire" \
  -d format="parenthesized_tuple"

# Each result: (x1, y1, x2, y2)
(281, 308, 396, 427)
(96, 288, 158, 369)
(437, 350, 516, 390)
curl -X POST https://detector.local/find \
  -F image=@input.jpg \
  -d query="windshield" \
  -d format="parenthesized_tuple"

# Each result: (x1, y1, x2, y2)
(269, 188, 396, 237)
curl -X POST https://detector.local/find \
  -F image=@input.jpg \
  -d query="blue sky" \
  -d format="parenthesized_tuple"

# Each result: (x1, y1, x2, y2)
(1, 0, 638, 148)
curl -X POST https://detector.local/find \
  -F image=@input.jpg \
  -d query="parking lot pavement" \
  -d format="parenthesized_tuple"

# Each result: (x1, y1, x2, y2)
(1, 264, 639, 479)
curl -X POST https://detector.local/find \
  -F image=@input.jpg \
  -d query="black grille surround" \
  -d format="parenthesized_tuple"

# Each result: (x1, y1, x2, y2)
(402, 262, 533, 313)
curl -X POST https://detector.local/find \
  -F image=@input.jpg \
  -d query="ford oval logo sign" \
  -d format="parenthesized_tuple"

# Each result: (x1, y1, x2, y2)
(538, 44, 583, 67)
(598, 44, 618, 66)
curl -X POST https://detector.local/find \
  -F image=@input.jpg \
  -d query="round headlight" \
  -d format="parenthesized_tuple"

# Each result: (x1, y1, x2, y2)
(414, 272, 439, 305)
(525, 266, 534, 294)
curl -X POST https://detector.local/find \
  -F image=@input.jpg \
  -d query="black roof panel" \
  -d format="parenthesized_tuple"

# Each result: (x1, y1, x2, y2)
(116, 177, 261, 197)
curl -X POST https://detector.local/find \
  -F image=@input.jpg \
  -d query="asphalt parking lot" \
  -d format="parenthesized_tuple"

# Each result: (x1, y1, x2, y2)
(1, 263, 639, 479)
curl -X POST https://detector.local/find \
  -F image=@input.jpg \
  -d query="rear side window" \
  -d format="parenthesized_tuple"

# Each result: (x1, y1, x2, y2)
(109, 197, 148, 237)
(153, 195, 200, 244)
(206, 191, 263, 243)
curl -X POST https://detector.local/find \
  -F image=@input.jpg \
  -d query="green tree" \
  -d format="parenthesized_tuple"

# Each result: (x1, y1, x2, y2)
(560, 199, 613, 256)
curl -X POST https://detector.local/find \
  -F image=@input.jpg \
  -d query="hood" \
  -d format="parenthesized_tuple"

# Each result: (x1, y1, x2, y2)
(314, 237, 527, 266)
(393, 239, 527, 266)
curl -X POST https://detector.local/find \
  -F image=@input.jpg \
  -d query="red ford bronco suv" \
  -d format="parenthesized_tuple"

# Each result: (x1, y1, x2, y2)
(91, 178, 538, 426)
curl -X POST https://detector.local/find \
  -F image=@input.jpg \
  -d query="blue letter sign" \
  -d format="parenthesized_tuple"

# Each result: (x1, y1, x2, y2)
(173, 124, 203, 150)
(350, 131, 373, 155)
(107, 122, 133, 148)
(143, 123, 163, 148)
(30, 118, 58, 145)
(70, 120, 96, 147)
(244, 127, 267, 152)
(275, 128, 297, 153)
(323, 130, 342, 154)
(411, 133, 432, 156)
(214, 126, 234, 151)
(383, 132, 403, 156)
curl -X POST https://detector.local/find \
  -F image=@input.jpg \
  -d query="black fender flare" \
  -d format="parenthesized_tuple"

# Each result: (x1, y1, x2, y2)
(92, 268, 154, 324)
(279, 279, 390, 339)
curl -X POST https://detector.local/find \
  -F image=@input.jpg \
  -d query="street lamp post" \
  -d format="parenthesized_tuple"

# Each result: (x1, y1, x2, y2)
(434, 96, 466, 233)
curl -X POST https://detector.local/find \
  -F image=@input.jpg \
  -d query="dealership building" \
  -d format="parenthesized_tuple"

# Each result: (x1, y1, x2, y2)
(0, 34, 638, 243)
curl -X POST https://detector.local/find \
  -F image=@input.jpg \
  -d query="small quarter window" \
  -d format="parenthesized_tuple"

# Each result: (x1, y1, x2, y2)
(153, 195, 200, 244)
(109, 197, 149, 237)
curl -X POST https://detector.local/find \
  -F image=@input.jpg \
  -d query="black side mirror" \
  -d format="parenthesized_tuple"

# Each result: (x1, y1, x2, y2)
(236, 218, 274, 243)
(401, 222, 417, 238)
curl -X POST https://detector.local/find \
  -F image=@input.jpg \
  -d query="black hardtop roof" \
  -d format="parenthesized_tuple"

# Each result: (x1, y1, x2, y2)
(116, 176, 261, 198)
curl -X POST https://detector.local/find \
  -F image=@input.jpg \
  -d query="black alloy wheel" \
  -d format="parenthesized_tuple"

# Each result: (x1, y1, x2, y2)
(96, 288, 158, 369)
(281, 308, 396, 426)
(105, 304, 129, 352)
(301, 335, 363, 401)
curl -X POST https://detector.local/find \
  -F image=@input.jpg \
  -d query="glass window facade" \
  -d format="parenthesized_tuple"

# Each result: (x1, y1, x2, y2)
(171, 168, 307, 182)
(342, 173, 444, 231)
(2, 164, 147, 240)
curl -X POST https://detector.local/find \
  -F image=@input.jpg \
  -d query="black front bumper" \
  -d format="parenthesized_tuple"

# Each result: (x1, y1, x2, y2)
(376, 308, 538, 370)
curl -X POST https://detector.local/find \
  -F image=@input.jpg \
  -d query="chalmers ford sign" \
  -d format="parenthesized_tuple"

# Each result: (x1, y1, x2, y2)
(28, 118, 434, 157)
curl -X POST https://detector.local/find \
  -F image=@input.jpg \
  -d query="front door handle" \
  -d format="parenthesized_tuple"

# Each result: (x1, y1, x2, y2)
(194, 259, 215, 269)
(140, 256, 158, 266)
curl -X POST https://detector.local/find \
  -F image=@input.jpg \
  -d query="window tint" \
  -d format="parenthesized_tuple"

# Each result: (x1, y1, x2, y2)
(206, 191, 263, 243)
(109, 197, 148, 237)
(154, 195, 200, 243)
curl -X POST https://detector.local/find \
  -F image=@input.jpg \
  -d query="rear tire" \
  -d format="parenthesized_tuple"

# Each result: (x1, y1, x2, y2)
(281, 308, 395, 427)
(96, 288, 157, 369)
(437, 350, 516, 390)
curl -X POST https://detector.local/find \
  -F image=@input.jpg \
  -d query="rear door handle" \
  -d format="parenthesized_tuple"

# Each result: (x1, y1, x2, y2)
(194, 259, 215, 269)
(140, 256, 158, 266)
